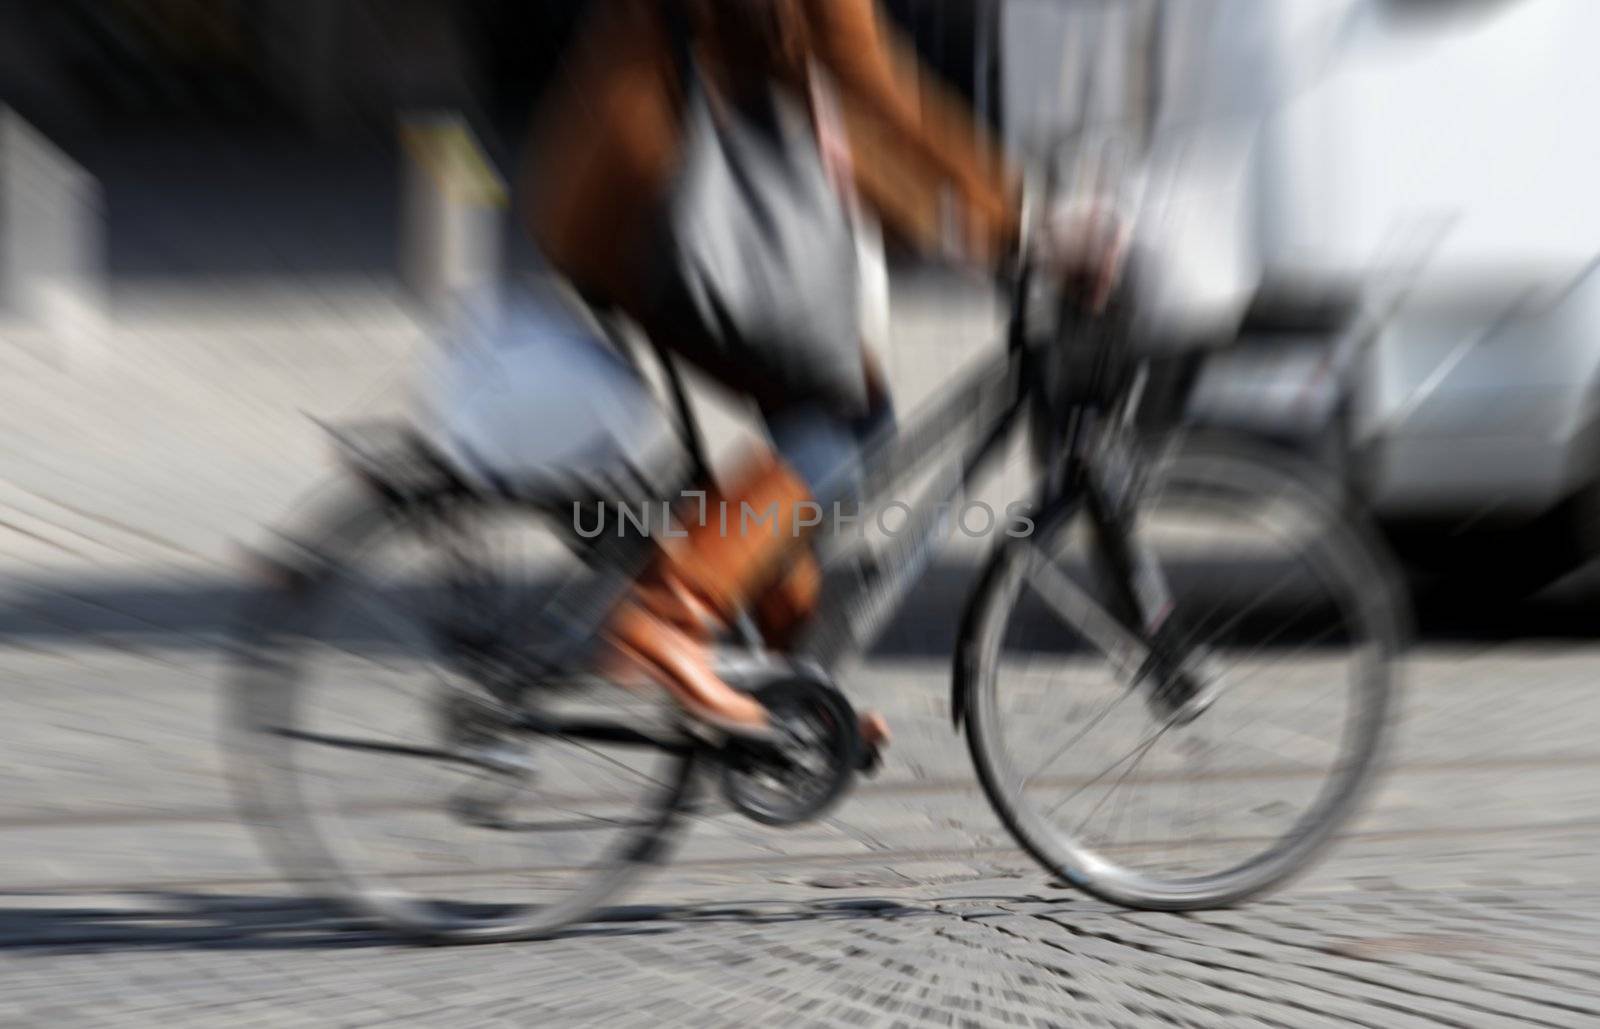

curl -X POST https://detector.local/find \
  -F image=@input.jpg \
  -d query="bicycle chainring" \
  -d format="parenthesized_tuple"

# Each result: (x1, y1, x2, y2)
(718, 676, 862, 827)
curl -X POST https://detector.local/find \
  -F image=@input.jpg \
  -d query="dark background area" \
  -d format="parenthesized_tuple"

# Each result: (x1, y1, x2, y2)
(0, 1, 994, 156)
(0, 0, 997, 279)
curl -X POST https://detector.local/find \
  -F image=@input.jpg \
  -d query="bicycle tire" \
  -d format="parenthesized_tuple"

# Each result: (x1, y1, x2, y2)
(961, 435, 1403, 909)
(227, 476, 695, 943)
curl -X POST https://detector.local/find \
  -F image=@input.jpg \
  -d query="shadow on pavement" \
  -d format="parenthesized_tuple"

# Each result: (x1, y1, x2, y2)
(2, 556, 1598, 656)
(0, 891, 937, 952)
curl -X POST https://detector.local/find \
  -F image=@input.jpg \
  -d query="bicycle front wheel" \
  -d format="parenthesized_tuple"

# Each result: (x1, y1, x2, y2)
(229, 479, 694, 942)
(963, 437, 1403, 909)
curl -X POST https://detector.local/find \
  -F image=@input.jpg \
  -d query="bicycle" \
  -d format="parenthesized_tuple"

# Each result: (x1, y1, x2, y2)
(228, 228, 1404, 942)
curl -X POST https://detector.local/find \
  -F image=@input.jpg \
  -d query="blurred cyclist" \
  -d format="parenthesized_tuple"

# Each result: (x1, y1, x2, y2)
(522, 0, 1122, 759)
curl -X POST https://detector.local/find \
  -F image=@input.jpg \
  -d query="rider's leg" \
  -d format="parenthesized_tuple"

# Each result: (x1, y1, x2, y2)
(605, 451, 816, 734)
(761, 387, 896, 601)
(762, 389, 894, 508)
(606, 335, 897, 743)
(605, 447, 889, 752)
(762, 396, 897, 752)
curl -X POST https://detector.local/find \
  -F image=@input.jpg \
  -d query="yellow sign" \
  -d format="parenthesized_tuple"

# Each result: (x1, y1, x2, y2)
(399, 117, 508, 209)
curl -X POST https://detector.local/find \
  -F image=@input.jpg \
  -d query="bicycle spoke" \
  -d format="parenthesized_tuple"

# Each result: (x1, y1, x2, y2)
(544, 730, 678, 794)
(1044, 718, 1176, 820)
(1207, 618, 1342, 698)
(1067, 719, 1178, 835)
(1180, 562, 1303, 651)
(1019, 676, 1141, 787)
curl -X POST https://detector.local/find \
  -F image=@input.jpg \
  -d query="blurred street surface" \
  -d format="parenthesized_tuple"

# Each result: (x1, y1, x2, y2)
(2, 285, 1599, 1026)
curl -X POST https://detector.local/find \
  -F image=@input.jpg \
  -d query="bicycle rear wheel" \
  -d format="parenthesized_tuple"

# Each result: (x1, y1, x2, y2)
(963, 437, 1402, 909)
(229, 480, 694, 942)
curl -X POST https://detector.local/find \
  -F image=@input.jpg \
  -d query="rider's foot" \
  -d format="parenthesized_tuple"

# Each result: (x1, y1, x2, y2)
(607, 605, 771, 734)
(856, 710, 890, 776)
(607, 616, 894, 758)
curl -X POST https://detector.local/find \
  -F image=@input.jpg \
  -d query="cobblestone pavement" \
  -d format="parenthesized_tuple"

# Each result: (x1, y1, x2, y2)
(3, 873, 1599, 1029)
(0, 639, 1597, 1027)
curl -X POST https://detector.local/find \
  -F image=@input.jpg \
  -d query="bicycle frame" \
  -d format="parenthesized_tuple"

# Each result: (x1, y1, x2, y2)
(504, 262, 1187, 741)
(797, 347, 1026, 666)
(794, 267, 1183, 674)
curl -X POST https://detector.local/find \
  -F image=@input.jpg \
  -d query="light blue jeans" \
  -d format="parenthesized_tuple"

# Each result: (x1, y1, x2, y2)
(764, 399, 894, 507)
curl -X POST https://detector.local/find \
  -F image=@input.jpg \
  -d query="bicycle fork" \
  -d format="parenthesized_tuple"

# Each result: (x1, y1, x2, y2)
(1077, 448, 1216, 724)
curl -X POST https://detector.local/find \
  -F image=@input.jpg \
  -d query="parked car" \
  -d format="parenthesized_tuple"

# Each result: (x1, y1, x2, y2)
(1185, 259, 1600, 596)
